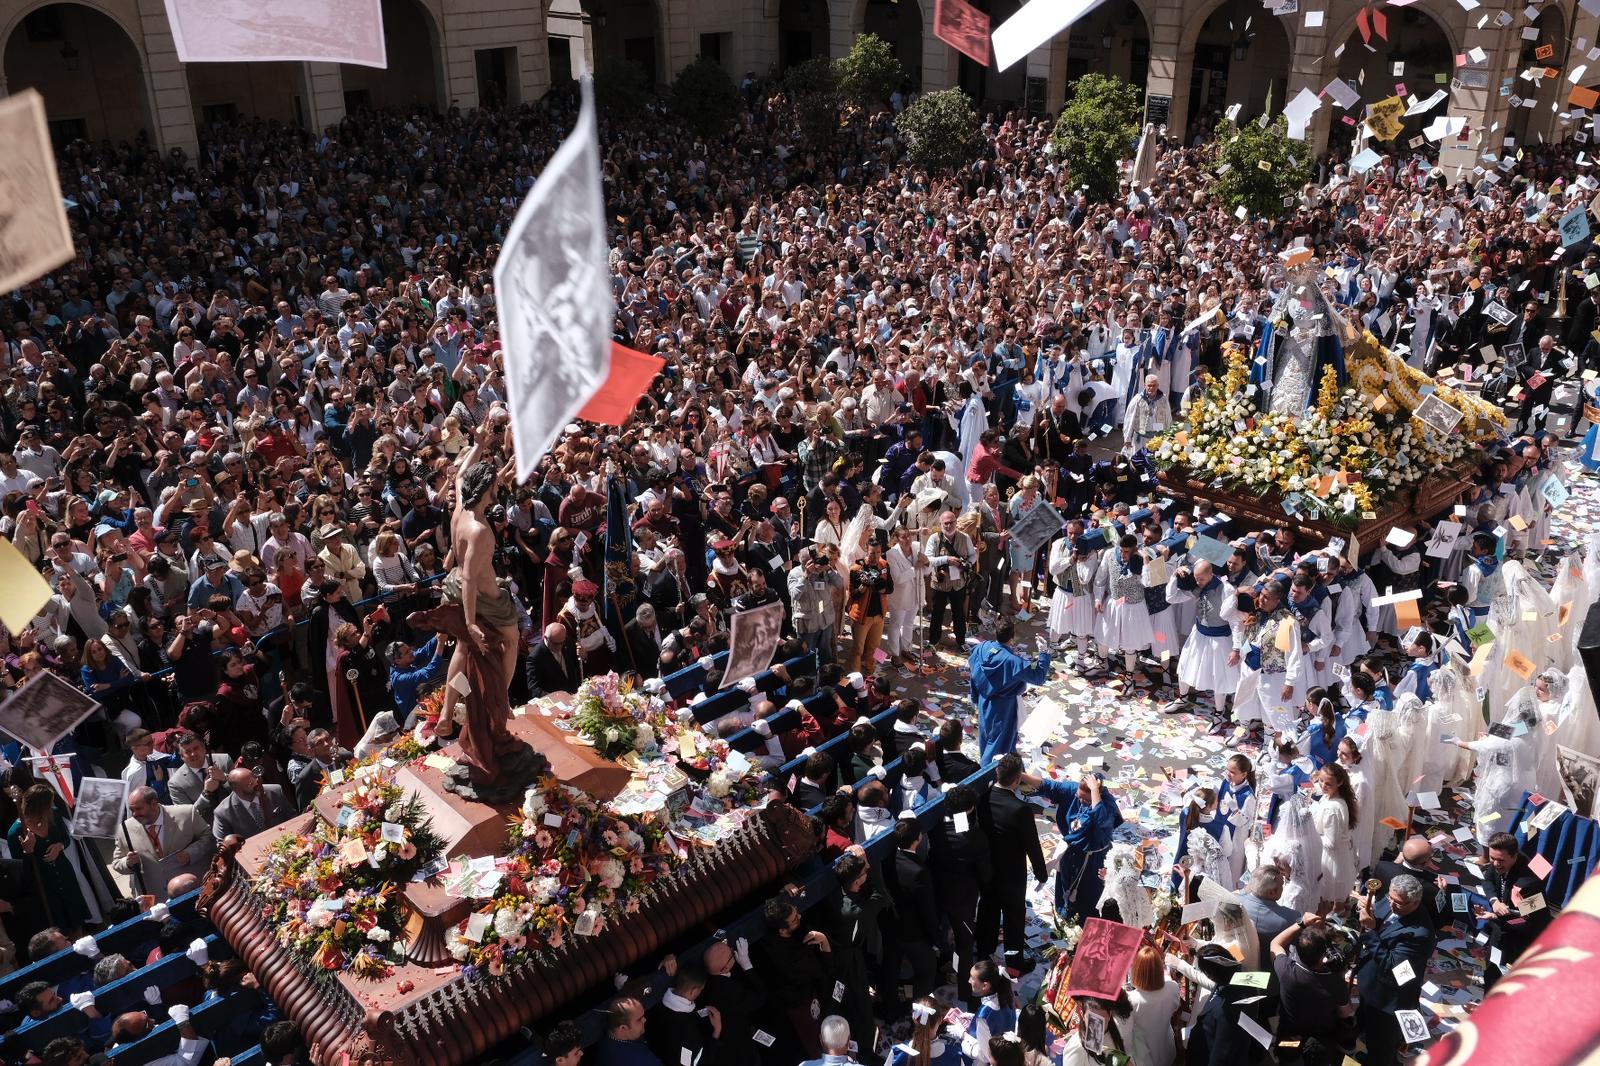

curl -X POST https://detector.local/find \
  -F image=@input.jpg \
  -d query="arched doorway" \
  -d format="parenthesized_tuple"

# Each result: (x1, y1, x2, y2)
(779, 0, 829, 71)
(3, 3, 151, 145)
(186, 62, 308, 130)
(1330, 5, 1452, 154)
(862, 0, 923, 91)
(1509, 5, 1567, 145)
(955, 0, 1025, 110)
(1186, 0, 1290, 127)
(585, 0, 664, 85)
(339, 0, 445, 112)
(1064, 0, 1151, 94)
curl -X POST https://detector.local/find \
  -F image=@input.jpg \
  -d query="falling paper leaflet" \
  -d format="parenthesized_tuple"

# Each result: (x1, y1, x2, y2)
(934, 0, 992, 64)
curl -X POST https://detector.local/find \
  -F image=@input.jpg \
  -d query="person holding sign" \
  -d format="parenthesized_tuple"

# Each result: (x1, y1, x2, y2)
(8, 783, 92, 936)
(1453, 707, 1541, 847)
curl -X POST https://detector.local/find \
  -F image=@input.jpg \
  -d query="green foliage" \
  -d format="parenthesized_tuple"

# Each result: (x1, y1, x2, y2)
(837, 33, 905, 109)
(1050, 73, 1142, 202)
(1213, 117, 1314, 220)
(670, 57, 740, 136)
(895, 88, 978, 172)
(785, 56, 842, 141)
(594, 60, 651, 118)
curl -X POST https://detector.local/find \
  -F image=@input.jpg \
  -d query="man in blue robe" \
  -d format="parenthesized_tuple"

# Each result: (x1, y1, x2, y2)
(969, 621, 1051, 765)
(1024, 771, 1121, 918)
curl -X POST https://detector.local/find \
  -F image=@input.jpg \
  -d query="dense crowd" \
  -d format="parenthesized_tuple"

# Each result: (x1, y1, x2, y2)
(1, 63, 1598, 1066)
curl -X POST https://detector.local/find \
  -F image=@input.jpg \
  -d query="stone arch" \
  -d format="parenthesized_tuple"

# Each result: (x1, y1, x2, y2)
(1326, 2, 1456, 152)
(779, 0, 830, 71)
(2, 0, 154, 145)
(340, 0, 450, 111)
(853, 0, 926, 90)
(581, 0, 668, 85)
(1061, 0, 1154, 95)
(1509, 3, 1569, 145)
(1177, 0, 1295, 127)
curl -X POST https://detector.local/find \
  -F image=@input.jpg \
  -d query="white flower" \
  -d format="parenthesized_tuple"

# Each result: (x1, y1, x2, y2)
(384, 804, 404, 822)
(446, 932, 470, 961)
(494, 907, 523, 938)
(708, 770, 734, 799)
(598, 858, 626, 889)
(605, 727, 621, 745)
(367, 927, 392, 943)
(633, 723, 656, 752)
(521, 790, 547, 820)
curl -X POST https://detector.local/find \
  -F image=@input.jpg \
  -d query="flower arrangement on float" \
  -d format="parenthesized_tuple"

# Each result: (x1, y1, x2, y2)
(1149, 338, 1500, 524)
(256, 772, 443, 979)
(442, 775, 681, 975)
(571, 673, 649, 759)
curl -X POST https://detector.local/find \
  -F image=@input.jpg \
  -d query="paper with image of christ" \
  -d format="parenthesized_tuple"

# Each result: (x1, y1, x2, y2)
(494, 80, 615, 482)
(936, 0, 992, 65)
(163, 0, 387, 67)
(0, 91, 75, 295)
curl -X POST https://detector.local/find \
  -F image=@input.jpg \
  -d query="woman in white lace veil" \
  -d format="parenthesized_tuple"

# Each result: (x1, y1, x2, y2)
(840, 502, 879, 570)
(1557, 665, 1600, 760)
(1359, 699, 1410, 866)
(1481, 560, 1561, 714)
(1262, 792, 1323, 913)
(1550, 552, 1593, 672)
(1427, 666, 1477, 787)
(1103, 841, 1155, 930)
(1390, 692, 1434, 799)
(1184, 819, 1229, 886)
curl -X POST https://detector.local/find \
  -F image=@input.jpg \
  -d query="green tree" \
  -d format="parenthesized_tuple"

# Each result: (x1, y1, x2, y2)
(895, 88, 978, 172)
(594, 60, 651, 118)
(1050, 73, 1142, 202)
(836, 33, 905, 110)
(670, 57, 740, 136)
(1212, 117, 1313, 219)
(785, 56, 841, 141)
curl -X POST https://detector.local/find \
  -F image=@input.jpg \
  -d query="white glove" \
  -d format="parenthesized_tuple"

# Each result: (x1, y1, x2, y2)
(643, 678, 666, 694)
(613, 972, 629, 990)
(73, 936, 101, 959)
(168, 1003, 192, 1026)
(186, 938, 210, 966)
(697, 655, 716, 671)
(944, 1023, 967, 1044)
(801, 746, 817, 757)
(867, 765, 887, 780)
(785, 699, 805, 712)
(737, 677, 758, 694)
(605, 631, 616, 651)
(845, 671, 865, 690)
(69, 991, 96, 1012)
(144, 986, 163, 1006)
(751, 719, 772, 739)
(734, 936, 753, 971)
(146, 902, 171, 923)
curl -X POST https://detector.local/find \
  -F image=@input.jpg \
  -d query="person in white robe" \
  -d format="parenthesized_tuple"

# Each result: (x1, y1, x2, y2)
(1330, 556, 1376, 668)
(1094, 535, 1154, 676)
(1231, 581, 1305, 740)
(1311, 765, 1359, 912)
(1336, 736, 1376, 873)
(1455, 705, 1542, 847)
(883, 526, 928, 663)
(1262, 792, 1323, 913)
(1161, 560, 1240, 721)
(1047, 534, 1102, 661)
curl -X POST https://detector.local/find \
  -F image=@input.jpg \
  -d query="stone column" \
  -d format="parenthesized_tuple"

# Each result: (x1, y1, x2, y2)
(1286, 11, 1331, 153)
(304, 62, 348, 133)
(1143, 7, 1186, 139)
(134, 0, 198, 158)
(1439, 20, 1515, 178)
(737, 0, 780, 77)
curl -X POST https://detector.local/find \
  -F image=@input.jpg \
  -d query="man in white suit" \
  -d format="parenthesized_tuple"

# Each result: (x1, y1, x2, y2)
(111, 779, 221, 897)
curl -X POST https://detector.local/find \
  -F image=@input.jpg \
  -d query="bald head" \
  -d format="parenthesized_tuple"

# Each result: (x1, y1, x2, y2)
(1400, 835, 1433, 867)
(545, 623, 567, 646)
(704, 940, 733, 976)
(228, 766, 260, 798)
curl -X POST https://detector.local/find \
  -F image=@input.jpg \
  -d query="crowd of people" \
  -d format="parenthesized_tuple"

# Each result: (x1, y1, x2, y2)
(1, 58, 1599, 1066)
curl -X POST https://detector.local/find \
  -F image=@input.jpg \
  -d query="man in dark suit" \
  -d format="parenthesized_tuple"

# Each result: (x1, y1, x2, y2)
(647, 963, 720, 1066)
(700, 936, 765, 1066)
(788, 751, 834, 813)
(625, 604, 666, 679)
(1355, 873, 1435, 1066)
(1475, 831, 1554, 987)
(929, 782, 989, 1005)
(643, 551, 692, 630)
(1372, 835, 1447, 935)
(934, 719, 980, 784)
(881, 817, 939, 999)
(211, 766, 293, 843)
(527, 622, 581, 695)
(976, 753, 1047, 972)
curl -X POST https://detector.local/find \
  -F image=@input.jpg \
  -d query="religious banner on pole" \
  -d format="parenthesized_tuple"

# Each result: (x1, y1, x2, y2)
(494, 80, 616, 482)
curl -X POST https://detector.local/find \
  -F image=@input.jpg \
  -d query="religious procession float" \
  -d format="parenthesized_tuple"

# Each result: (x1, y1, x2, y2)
(1151, 271, 1507, 552)
(196, 673, 815, 1066)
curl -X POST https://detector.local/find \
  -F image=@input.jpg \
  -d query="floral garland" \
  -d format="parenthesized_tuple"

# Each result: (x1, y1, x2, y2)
(1149, 339, 1492, 523)
(256, 772, 444, 980)
(442, 776, 681, 976)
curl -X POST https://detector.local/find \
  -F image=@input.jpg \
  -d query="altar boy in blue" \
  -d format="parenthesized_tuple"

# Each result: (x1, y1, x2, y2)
(1022, 770, 1122, 919)
(970, 621, 1052, 765)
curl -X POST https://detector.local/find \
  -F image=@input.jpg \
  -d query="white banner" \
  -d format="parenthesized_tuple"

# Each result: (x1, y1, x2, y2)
(163, 0, 386, 67)
(494, 80, 615, 482)
(0, 91, 75, 295)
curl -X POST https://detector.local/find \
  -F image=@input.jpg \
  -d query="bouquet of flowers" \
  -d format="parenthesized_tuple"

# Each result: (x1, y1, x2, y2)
(571, 674, 649, 759)
(443, 776, 682, 975)
(255, 771, 443, 980)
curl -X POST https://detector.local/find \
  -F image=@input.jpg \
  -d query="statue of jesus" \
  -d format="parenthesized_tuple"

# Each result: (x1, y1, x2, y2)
(411, 422, 543, 801)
